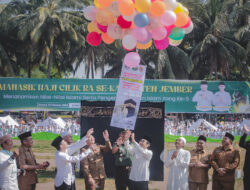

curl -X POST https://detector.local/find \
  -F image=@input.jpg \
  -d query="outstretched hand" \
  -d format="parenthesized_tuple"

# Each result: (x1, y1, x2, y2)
(243, 125, 249, 134)
(86, 128, 94, 138)
(124, 130, 131, 141)
(103, 130, 109, 141)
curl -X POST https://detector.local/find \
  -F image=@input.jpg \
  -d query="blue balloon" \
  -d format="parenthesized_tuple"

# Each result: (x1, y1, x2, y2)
(134, 13, 149, 28)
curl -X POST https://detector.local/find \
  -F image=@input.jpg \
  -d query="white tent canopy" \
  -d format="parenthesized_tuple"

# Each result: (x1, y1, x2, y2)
(189, 119, 217, 131)
(239, 119, 250, 129)
(0, 115, 19, 127)
(36, 117, 66, 128)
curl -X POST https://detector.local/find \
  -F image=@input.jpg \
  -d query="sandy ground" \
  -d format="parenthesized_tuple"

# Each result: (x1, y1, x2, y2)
(12, 140, 244, 190)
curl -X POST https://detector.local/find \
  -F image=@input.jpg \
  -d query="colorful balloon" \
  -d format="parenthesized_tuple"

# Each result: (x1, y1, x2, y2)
(151, 27, 167, 40)
(168, 27, 185, 40)
(124, 52, 141, 67)
(180, 16, 191, 28)
(150, 1, 166, 16)
(185, 22, 193, 34)
(169, 38, 183, 46)
(134, 13, 149, 27)
(174, 2, 184, 13)
(117, 15, 132, 29)
(88, 21, 101, 33)
(109, 1, 120, 17)
(138, 30, 152, 44)
(154, 36, 169, 50)
(107, 23, 123, 39)
(97, 23, 108, 33)
(122, 34, 137, 51)
(175, 12, 189, 27)
(83, 6, 97, 21)
(137, 40, 152, 49)
(132, 27, 148, 41)
(164, 0, 177, 11)
(122, 11, 137, 21)
(161, 10, 176, 26)
(102, 32, 115, 44)
(135, 0, 151, 13)
(96, 10, 114, 26)
(98, 0, 113, 8)
(119, 0, 135, 16)
(87, 32, 102, 46)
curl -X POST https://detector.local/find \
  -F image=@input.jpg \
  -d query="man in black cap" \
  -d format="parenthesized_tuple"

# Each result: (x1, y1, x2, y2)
(239, 124, 250, 190)
(213, 82, 231, 112)
(192, 80, 214, 111)
(51, 128, 93, 190)
(123, 130, 153, 190)
(210, 132, 240, 190)
(17, 131, 49, 190)
(189, 135, 211, 190)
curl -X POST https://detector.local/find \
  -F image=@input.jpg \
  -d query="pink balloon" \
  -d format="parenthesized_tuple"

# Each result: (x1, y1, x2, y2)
(97, 23, 108, 32)
(107, 24, 123, 39)
(161, 10, 176, 26)
(132, 27, 148, 41)
(138, 30, 152, 44)
(124, 52, 141, 68)
(151, 27, 167, 40)
(165, 24, 175, 36)
(154, 36, 169, 50)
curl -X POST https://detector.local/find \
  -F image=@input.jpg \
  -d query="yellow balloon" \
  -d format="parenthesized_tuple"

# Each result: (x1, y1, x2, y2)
(136, 40, 152, 49)
(183, 7, 189, 15)
(94, 0, 105, 9)
(169, 38, 183, 46)
(88, 22, 101, 33)
(174, 2, 184, 13)
(135, 0, 151, 13)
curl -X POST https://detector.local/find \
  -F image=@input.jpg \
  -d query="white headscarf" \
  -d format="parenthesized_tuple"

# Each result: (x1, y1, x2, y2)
(178, 137, 187, 145)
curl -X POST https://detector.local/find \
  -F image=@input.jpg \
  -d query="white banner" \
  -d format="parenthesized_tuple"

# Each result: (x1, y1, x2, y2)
(110, 64, 146, 130)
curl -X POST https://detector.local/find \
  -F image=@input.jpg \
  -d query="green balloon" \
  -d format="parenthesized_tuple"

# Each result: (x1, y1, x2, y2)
(169, 27, 185, 40)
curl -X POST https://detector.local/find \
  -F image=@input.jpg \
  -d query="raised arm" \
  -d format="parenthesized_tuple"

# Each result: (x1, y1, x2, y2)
(67, 128, 94, 155)
(239, 125, 249, 149)
(58, 149, 92, 163)
(164, 150, 175, 168)
(100, 130, 112, 152)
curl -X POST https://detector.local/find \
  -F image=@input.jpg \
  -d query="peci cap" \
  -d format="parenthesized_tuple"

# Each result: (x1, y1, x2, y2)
(200, 80, 207, 85)
(51, 136, 63, 149)
(219, 81, 225, 86)
(142, 136, 152, 144)
(197, 135, 207, 142)
(18, 131, 32, 140)
(225, 132, 234, 141)
(124, 99, 136, 106)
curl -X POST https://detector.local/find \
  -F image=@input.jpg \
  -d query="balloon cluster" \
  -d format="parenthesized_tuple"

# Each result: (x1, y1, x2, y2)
(84, 0, 193, 67)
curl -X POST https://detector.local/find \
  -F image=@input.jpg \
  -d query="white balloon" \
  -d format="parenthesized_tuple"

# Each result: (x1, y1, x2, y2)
(122, 34, 137, 50)
(122, 11, 137, 21)
(109, 1, 120, 17)
(164, 0, 177, 11)
(83, 6, 97, 21)
(185, 22, 193, 34)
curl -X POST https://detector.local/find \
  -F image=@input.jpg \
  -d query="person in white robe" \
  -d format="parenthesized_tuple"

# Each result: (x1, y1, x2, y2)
(0, 134, 24, 190)
(160, 137, 190, 190)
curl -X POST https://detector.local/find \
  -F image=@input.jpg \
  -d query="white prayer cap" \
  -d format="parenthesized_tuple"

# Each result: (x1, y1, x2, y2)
(61, 131, 71, 137)
(178, 137, 187, 145)
(0, 134, 11, 145)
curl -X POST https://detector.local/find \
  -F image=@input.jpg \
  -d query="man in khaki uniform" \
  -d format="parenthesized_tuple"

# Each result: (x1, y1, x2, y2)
(210, 132, 240, 190)
(17, 131, 49, 190)
(80, 130, 111, 190)
(189, 135, 211, 190)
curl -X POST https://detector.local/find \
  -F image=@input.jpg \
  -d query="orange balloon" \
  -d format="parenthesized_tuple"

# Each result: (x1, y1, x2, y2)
(175, 12, 189, 27)
(119, 0, 135, 16)
(102, 32, 115, 44)
(136, 40, 152, 49)
(98, 0, 113, 8)
(96, 10, 114, 26)
(94, 0, 105, 9)
(150, 1, 166, 16)
(88, 21, 101, 33)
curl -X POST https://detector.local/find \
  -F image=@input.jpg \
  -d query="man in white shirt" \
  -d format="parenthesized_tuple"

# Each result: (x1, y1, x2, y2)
(192, 81, 214, 111)
(213, 82, 231, 112)
(160, 137, 190, 190)
(123, 130, 153, 190)
(0, 134, 23, 190)
(51, 128, 93, 190)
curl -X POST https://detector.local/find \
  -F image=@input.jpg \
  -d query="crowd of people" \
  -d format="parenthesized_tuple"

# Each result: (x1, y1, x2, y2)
(0, 123, 250, 190)
(165, 119, 245, 138)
